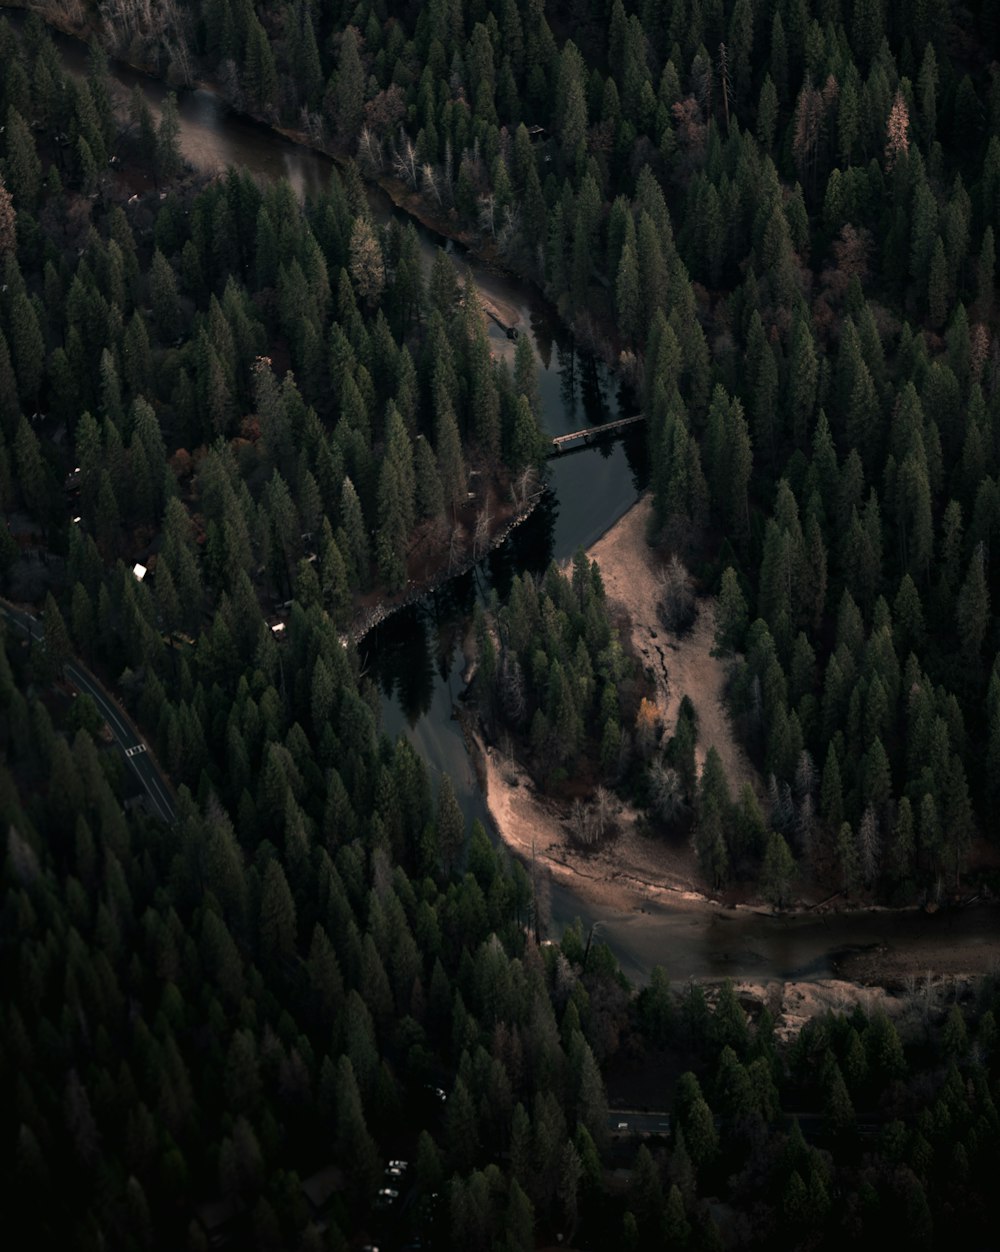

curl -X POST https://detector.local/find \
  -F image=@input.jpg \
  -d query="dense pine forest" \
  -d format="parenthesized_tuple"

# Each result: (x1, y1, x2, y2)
(3, 0, 1000, 1249)
(43, 0, 1000, 902)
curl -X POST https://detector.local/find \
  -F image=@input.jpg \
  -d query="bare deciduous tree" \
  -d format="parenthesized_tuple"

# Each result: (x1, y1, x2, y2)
(348, 217, 385, 308)
(300, 108, 324, 144)
(592, 786, 618, 840)
(671, 97, 707, 155)
(496, 203, 520, 252)
(569, 797, 591, 845)
(794, 749, 816, 800)
(885, 88, 910, 169)
(472, 502, 492, 560)
(421, 163, 441, 205)
(511, 466, 539, 512)
(358, 126, 384, 176)
(970, 322, 991, 381)
(392, 133, 419, 189)
(649, 760, 687, 824)
(858, 805, 880, 885)
(499, 650, 527, 726)
(40, 0, 86, 23)
(478, 193, 497, 238)
(98, 0, 193, 82)
(657, 554, 696, 634)
(568, 788, 619, 848)
(363, 85, 406, 138)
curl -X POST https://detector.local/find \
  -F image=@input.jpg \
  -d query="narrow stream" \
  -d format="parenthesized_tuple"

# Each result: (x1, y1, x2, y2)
(15, 6, 1000, 985)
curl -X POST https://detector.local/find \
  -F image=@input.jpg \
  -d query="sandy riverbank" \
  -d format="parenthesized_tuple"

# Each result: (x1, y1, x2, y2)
(477, 493, 1000, 1013)
(587, 495, 756, 792)
(478, 492, 754, 917)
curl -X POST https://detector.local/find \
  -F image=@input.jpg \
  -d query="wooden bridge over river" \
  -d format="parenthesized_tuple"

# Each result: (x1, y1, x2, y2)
(548, 413, 645, 456)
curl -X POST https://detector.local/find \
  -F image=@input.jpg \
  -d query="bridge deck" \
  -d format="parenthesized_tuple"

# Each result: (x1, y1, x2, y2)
(550, 413, 645, 452)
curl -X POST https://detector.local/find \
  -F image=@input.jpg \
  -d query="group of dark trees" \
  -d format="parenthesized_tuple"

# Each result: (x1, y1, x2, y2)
(1, 11, 549, 625)
(4, 573, 1000, 1250)
(194, 0, 1000, 905)
(475, 550, 640, 789)
(4, 2, 1000, 1249)
(87, 0, 1000, 902)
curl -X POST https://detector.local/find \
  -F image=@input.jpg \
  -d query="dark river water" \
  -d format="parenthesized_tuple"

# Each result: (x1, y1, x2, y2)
(15, 6, 1000, 985)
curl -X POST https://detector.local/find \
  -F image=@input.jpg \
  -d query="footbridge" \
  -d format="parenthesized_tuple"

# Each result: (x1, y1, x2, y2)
(548, 413, 645, 456)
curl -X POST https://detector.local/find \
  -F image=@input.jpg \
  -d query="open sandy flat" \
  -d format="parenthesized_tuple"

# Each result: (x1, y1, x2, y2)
(586, 495, 756, 793)
(478, 494, 1000, 1006)
(478, 492, 756, 917)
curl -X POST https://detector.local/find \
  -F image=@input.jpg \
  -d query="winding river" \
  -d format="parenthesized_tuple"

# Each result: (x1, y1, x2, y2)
(15, 6, 1000, 987)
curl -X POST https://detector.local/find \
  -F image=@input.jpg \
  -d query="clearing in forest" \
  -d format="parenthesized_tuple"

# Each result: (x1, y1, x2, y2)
(585, 494, 758, 797)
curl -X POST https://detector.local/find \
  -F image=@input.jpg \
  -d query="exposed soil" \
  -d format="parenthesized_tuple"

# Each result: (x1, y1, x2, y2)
(474, 492, 759, 917)
(834, 929, 1000, 987)
(479, 735, 709, 912)
(585, 495, 757, 795)
(476, 494, 1000, 1006)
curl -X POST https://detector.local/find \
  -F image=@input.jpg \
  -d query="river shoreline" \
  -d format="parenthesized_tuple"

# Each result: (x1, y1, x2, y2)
(348, 483, 546, 644)
(0, 8, 522, 276)
(15, 2, 1000, 1009)
(2, 2, 624, 369)
(468, 493, 1000, 998)
(471, 492, 759, 919)
(0, 6, 563, 658)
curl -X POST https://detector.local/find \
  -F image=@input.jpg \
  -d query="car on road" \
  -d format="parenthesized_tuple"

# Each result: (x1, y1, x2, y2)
(374, 1186, 399, 1211)
(617, 1121, 628, 1130)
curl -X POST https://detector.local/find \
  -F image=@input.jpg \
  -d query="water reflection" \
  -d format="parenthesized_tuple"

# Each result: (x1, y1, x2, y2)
(623, 422, 651, 492)
(578, 352, 612, 427)
(371, 606, 436, 728)
(572, 891, 1000, 989)
(530, 310, 555, 372)
(488, 488, 559, 596)
(426, 571, 479, 680)
(557, 344, 577, 426)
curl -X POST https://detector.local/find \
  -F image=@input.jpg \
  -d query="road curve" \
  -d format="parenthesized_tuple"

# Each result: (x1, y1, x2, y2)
(0, 601, 178, 825)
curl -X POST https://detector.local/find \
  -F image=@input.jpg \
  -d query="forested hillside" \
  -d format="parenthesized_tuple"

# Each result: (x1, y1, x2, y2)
(4, 2, 1000, 1249)
(31, 0, 1000, 899)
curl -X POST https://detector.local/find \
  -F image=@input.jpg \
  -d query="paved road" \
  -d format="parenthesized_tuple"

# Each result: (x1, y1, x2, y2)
(1, 602, 177, 824)
(608, 1111, 672, 1135)
(607, 1109, 881, 1140)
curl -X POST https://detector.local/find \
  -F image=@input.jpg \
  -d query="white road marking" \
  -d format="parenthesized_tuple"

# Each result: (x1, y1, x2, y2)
(3, 606, 177, 823)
